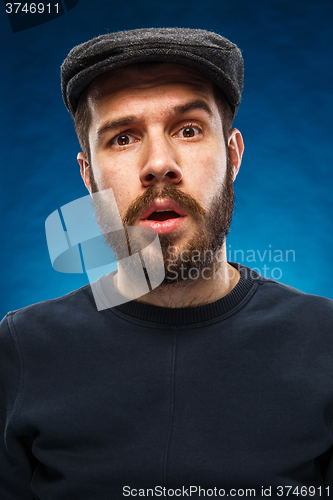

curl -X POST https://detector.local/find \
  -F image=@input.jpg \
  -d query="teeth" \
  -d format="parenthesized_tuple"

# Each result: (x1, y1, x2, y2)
(155, 209, 174, 212)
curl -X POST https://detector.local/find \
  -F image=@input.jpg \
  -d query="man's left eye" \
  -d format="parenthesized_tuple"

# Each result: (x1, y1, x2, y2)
(111, 134, 136, 146)
(179, 126, 201, 138)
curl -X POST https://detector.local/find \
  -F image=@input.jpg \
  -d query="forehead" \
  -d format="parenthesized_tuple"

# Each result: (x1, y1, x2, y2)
(87, 63, 215, 107)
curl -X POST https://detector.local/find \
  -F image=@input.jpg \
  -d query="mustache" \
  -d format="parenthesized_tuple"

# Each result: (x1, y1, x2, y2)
(122, 183, 206, 226)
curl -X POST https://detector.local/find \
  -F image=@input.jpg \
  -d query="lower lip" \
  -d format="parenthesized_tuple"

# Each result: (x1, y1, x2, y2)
(138, 216, 187, 235)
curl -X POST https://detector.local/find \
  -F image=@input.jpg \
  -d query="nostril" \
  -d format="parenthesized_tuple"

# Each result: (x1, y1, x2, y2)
(141, 167, 182, 186)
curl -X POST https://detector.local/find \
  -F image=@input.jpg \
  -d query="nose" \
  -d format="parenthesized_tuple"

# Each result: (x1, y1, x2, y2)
(139, 134, 183, 187)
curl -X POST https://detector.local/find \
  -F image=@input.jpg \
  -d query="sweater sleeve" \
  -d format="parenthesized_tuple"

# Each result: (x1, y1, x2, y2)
(320, 446, 333, 487)
(0, 314, 34, 499)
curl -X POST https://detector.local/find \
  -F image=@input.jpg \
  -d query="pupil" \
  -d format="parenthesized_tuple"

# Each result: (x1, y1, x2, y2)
(118, 136, 129, 145)
(184, 128, 194, 137)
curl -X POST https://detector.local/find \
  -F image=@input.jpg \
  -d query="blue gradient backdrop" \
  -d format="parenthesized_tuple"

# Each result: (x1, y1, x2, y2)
(1, 0, 332, 318)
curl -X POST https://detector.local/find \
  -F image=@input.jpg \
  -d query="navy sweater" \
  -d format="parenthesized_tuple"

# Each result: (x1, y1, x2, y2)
(1, 264, 333, 499)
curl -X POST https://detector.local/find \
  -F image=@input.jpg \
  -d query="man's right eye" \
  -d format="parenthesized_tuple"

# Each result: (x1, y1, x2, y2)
(111, 134, 136, 146)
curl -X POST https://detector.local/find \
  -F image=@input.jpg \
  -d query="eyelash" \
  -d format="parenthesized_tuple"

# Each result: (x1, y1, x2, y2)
(176, 123, 203, 138)
(110, 132, 137, 147)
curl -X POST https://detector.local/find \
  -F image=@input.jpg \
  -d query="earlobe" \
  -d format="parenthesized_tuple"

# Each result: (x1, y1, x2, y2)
(228, 129, 244, 181)
(77, 152, 91, 193)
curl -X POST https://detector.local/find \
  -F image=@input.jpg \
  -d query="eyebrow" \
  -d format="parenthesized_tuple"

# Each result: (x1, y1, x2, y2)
(97, 116, 139, 143)
(172, 98, 213, 118)
(96, 98, 213, 144)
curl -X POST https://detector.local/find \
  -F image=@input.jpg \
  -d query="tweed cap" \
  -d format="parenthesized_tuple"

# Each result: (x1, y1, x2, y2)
(61, 27, 244, 118)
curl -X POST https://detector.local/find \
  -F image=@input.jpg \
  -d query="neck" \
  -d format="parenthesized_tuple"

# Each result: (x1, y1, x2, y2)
(114, 244, 240, 308)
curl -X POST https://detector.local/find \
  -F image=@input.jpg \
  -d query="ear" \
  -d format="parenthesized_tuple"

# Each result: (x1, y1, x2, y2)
(77, 152, 92, 193)
(228, 128, 244, 181)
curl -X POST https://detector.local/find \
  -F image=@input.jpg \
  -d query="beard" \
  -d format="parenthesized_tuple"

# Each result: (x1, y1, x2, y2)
(89, 156, 234, 287)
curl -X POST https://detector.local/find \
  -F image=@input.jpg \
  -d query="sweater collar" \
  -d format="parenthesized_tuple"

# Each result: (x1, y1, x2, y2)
(113, 263, 259, 325)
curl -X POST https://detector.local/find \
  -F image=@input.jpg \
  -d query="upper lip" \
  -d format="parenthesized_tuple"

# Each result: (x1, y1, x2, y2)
(139, 199, 188, 220)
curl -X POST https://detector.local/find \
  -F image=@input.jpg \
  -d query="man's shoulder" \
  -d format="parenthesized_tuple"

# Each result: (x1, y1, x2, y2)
(258, 272, 332, 303)
(238, 263, 332, 307)
(251, 270, 333, 327)
(2, 284, 100, 336)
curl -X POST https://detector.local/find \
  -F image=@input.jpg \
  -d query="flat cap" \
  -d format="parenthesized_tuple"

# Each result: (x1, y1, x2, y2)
(61, 27, 244, 118)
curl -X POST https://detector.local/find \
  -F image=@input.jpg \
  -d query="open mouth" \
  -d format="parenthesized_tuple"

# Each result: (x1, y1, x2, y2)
(138, 200, 187, 235)
(147, 210, 181, 222)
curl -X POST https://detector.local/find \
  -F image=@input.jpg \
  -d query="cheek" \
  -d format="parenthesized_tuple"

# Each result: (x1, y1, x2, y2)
(90, 157, 138, 216)
(182, 151, 226, 207)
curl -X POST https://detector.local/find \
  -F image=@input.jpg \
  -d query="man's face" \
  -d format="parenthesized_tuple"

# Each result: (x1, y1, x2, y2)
(79, 63, 242, 283)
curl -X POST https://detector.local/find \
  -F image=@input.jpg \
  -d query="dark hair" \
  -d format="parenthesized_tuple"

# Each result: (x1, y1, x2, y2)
(74, 62, 234, 166)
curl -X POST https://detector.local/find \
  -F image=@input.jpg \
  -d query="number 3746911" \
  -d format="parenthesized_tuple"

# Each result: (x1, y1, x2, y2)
(5, 3, 59, 14)
(276, 486, 329, 496)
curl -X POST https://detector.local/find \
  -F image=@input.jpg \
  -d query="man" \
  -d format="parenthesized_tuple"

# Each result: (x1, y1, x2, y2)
(1, 28, 333, 499)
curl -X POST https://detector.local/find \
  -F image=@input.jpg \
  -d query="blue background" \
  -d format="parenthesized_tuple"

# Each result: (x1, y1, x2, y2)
(1, 0, 332, 318)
